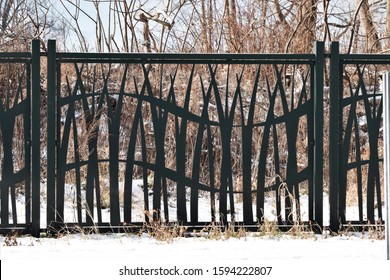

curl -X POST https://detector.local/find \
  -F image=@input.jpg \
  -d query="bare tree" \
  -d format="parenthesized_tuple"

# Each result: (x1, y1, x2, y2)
(1, 0, 58, 51)
(2, 0, 390, 54)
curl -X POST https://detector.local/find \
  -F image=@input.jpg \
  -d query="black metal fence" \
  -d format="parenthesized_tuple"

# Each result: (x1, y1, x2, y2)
(0, 42, 40, 237)
(329, 43, 386, 230)
(0, 40, 385, 237)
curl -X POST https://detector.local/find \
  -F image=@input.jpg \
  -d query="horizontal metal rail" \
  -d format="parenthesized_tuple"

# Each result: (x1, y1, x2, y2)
(340, 54, 390, 65)
(56, 58, 315, 64)
(55, 52, 315, 60)
(0, 58, 30, 63)
(51, 52, 316, 65)
(0, 52, 31, 58)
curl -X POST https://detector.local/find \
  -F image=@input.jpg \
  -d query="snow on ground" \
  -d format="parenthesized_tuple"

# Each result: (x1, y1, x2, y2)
(1, 232, 389, 280)
(3, 180, 389, 280)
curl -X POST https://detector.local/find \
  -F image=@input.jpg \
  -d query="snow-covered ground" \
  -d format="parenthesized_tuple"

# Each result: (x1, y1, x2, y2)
(2, 180, 389, 280)
(1, 232, 389, 280)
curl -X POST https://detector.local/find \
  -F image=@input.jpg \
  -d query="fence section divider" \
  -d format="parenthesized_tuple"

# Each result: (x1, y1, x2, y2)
(31, 39, 41, 237)
(328, 42, 340, 232)
(384, 73, 390, 260)
(314, 41, 324, 228)
(47, 40, 57, 229)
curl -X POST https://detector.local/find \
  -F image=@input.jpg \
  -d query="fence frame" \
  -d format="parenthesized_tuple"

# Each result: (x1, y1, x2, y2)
(43, 40, 324, 234)
(329, 42, 387, 232)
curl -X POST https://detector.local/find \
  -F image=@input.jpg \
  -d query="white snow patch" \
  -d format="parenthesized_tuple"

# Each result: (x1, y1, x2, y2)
(2, 179, 389, 279)
(1, 233, 388, 280)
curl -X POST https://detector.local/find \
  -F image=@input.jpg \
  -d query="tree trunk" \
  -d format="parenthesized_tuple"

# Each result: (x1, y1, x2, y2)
(259, 0, 268, 51)
(356, 0, 381, 52)
(139, 13, 151, 53)
(301, 0, 318, 52)
(207, 0, 213, 52)
(225, 0, 238, 52)
(273, 0, 291, 52)
(201, 0, 211, 52)
(1, 0, 15, 31)
(274, 0, 290, 28)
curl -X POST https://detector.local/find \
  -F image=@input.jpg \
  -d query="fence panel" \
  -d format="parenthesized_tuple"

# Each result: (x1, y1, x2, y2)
(0, 52, 32, 233)
(45, 42, 323, 231)
(329, 43, 386, 231)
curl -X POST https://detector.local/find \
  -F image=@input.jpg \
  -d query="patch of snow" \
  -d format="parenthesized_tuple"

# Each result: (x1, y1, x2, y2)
(358, 115, 367, 127)
(1, 233, 388, 280)
(2, 184, 389, 280)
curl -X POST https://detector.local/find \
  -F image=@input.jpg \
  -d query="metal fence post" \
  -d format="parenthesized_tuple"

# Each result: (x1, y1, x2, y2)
(31, 39, 41, 237)
(384, 73, 390, 260)
(314, 41, 324, 228)
(329, 42, 340, 232)
(47, 40, 56, 229)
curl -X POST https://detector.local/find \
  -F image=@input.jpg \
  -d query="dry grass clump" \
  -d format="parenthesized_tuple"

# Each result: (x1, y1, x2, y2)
(48, 224, 100, 238)
(140, 211, 188, 242)
(257, 219, 321, 240)
(3, 231, 20, 246)
(365, 220, 385, 240)
(197, 222, 247, 240)
(333, 220, 385, 240)
(258, 220, 281, 237)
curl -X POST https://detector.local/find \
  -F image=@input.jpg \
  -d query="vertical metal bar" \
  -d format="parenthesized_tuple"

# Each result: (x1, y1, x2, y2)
(25, 61, 31, 225)
(0, 94, 10, 228)
(207, 124, 216, 223)
(338, 60, 345, 225)
(47, 40, 56, 229)
(56, 58, 62, 224)
(314, 41, 324, 228)
(31, 39, 41, 237)
(383, 73, 390, 260)
(308, 64, 315, 222)
(329, 42, 340, 232)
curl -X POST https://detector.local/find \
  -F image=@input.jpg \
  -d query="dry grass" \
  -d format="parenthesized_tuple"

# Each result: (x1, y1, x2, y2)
(335, 220, 385, 240)
(196, 222, 247, 240)
(3, 231, 20, 246)
(139, 211, 188, 242)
